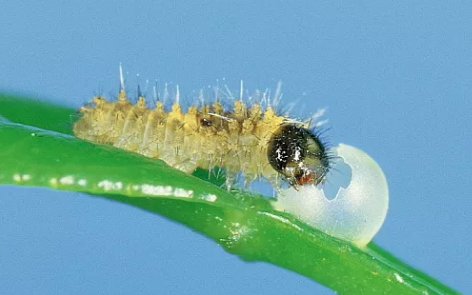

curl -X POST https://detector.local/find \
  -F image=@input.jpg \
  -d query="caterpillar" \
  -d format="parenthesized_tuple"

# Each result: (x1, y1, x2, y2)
(72, 77, 332, 190)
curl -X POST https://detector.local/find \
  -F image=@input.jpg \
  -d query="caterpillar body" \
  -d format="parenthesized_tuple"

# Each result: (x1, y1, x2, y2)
(73, 84, 331, 190)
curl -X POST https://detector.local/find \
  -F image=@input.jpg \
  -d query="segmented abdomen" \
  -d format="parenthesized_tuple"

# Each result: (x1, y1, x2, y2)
(73, 90, 286, 186)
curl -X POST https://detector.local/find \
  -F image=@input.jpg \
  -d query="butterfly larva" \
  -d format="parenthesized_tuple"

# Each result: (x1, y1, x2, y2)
(73, 83, 331, 190)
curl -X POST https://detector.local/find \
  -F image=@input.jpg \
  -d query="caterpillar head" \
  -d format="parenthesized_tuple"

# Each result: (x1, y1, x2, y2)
(267, 124, 330, 187)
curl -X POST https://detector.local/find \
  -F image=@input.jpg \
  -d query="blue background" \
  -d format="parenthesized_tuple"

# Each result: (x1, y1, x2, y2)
(1, 1, 471, 294)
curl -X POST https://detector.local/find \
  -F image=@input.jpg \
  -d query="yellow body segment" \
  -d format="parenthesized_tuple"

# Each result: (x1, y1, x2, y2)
(73, 90, 287, 187)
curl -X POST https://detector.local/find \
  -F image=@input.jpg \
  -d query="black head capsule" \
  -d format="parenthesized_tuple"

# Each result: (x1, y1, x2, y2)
(267, 124, 330, 186)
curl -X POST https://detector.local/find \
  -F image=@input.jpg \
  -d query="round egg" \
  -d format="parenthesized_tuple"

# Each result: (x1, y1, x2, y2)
(272, 144, 389, 247)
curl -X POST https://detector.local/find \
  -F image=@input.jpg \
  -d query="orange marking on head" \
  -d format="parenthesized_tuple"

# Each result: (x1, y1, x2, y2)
(297, 173, 314, 185)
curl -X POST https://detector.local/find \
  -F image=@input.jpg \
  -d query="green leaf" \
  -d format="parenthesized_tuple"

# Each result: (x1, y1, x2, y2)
(0, 92, 460, 295)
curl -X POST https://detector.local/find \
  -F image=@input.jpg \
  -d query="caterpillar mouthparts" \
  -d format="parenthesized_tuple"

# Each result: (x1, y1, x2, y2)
(72, 82, 331, 190)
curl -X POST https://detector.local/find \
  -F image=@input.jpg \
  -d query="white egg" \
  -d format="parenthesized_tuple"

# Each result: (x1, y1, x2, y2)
(272, 144, 389, 247)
